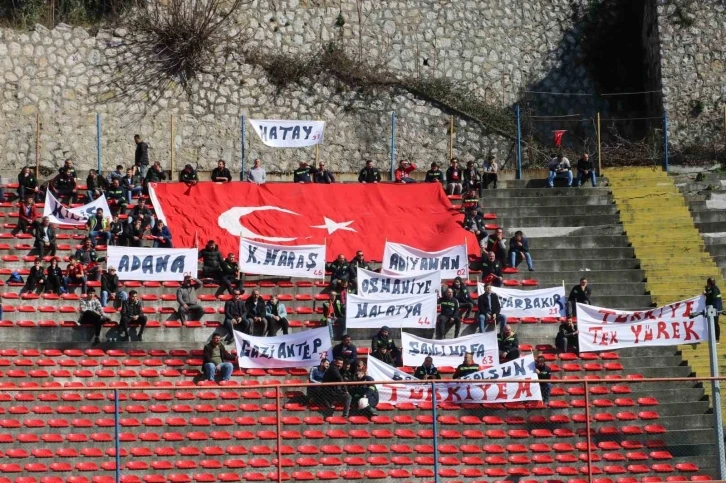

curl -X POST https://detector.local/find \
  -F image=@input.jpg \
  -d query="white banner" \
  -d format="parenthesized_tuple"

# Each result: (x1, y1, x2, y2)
(43, 190, 111, 226)
(249, 119, 325, 148)
(382, 242, 468, 280)
(106, 246, 199, 281)
(577, 296, 707, 352)
(478, 283, 566, 318)
(357, 267, 441, 299)
(240, 238, 325, 279)
(401, 331, 499, 368)
(234, 327, 331, 369)
(346, 293, 437, 329)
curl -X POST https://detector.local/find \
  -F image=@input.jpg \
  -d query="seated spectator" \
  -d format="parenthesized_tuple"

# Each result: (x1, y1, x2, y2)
(100, 267, 127, 308)
(462, 188, 480, 213)
(348, 250, 370, 287)
(121, 168, 143, 204)
(12, 197, 37, 236)
(134, 135, 149, 177)
(245, 289, 267, 336)
(222, 289, 247, 342)
(87, 208, 111, 247)
(463, 206, 488, 253)
(211, 159, 232, 183)
(463, 161, 480, 194)
(293, 161, 313, 183)
(332, 334, 358, 365)
(125, 218, 145, 248)
(482, 251, 503, 287)
(477, 282, 505, 333)
(106, 179, 128, 215)
(349, 363, 379, 417)
(327, 254, 350, 289)
(34, 216, 57, 258)
(547, 154, 573, 188)
(61, 159, 78, 181)
(436, 288, 461, 340)
(371, 345, 394, 365)
(119, 290, 147, 341)
(86, 169, 107, 201)
(17, 166, 38, 201)
(338, 279, 354, 302)
(107, 164, 125, 186)
(481, 155, 498, 189)
(266, 294, 290, 336)
(45, 258, 65, 295)
(508, 230, 534, 271)
(307, 358, 329, 403)
(484, 227, 507, 267)
(425, 162, 445, 185)
(321, 291, 345, 340)
(321, 357, 352, 417)
(78, 288, 110, 345)
(313, 162, 335, 184)
(109, 214, 125, 246)
(446, 158, 463, 195)
(453, 352, 479, 379)
(450, 276, 473, 319)
(556, 317, 579, 353)
(358, 160, 381, 184)
(498, 325, 520, 361)
(414, 356, 442, 380)
(202, 333, 235, 382)
(75, 238, 101, 281)
(535, 355, 552, 405)
(568, 278, 591, 317)
(179, 164, 198, 185)
(20, 258, 45, 295)
(129, 201, 155, 230)
(394, 160, 417, 183)
(220, 253, 243, 295)
(247, 158, 266, 184)
(371, 326, 401, 365)
(176, 275, 204, 323)
(199, 240, 223, 280)
(341, 359, 354, 381)
(65, 256, 87, 294)
(577, 153, 597, 187)
(51, 168, 77, 204)
(144, 161, 167, 188)
(150, 220, 173, 248)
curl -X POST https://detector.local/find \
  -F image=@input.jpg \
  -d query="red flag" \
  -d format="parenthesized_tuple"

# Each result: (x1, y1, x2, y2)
(150, 182, 478, 262)
(553, 130, 567, 147)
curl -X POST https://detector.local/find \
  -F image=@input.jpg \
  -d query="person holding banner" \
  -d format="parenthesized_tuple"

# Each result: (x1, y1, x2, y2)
(202, 333, 236, 382)
(265, 295, 290, 336)
(453, 352, 479, 379)
(11, 197, 37, 236)
(34, 217, 57, 259)
(222, 290, 247, 343)
(436, 288, 462, 340)
(320, 357, 352, 418)
(176, 275, 204, 323)
(498, 326, 521, 362)
(478, 282, 506, 333)
(414, 357, 441, 380)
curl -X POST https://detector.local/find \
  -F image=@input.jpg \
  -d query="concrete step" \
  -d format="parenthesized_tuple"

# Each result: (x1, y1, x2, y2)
(479, 187, 611, 198)
(491, 205, 619, 217)
(696, 221, 726, 233)
(691, 211, 726, 224)
(528, 248, 636, 260)
(482, 195, 614, 208)
(527, 236, 630, 250)
(512, 258, 640, 271)
(501, 178, 611, 189)
(498, 214, 622, 228)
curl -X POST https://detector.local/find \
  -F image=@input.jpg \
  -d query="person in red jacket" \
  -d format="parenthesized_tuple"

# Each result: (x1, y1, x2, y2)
(12, 197, 37, 236)
(394, 160, 417, 183)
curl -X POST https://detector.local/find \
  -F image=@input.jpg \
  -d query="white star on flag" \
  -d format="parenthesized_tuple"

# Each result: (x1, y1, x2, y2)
(311, 217, 357, 234)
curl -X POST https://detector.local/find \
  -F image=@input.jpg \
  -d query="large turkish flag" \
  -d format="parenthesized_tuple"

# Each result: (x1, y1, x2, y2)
(150, 182, 478, 262)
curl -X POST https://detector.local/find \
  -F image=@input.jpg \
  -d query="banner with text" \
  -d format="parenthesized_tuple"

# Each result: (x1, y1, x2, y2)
(240, 238, 326, 279)
(346, 293, 437, 329)
(478, 283, 566, 318)
(43, 190, 111, 226)
(107, 246, 199, 281)
(249, 119, 325, 148)
(402, 331, 499, 368)
(577, 296, 707, 352)
(357, 267, 441, 299)
(234, 327, 331, 369)
(382, 242, 468, 279)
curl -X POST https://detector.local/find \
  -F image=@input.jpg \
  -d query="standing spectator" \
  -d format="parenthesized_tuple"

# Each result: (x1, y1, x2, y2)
(576, 153, 597, 187)
(247, 158, 266, 184)
(321, 291, 345, 340)
(220, 253, 243, 295)
(134, 135, 149, 177)
(144, 162, 167, 191)
(119, 290, 147, 341)
(75, 238, 101, 281)
(463, 206, 488, 253)
(265, 294, 290, 336)
(307, 359, 329, 403)
(126, 218, 145, 248)
(358, 160, 381, 184)
(211, 159, 232, 183)
(313, 162, 335, 184)
(349, 364, 379, 417)
(100, 267, 127, 308)
(121, 168, 143, 203)
(556, 318, 579, 353)
(704, 277, 722, 343)
(51, 168, 77, 204)
(222, 289, 247, 342)
(176, 275, 204, 323)
(34, 217, 57, 258)
(199, 240, 223, 280)
(485, 227, 507, 267)
(45, 258, 65, 295)
(436, 288, 461, 340)
(446, 158, 463, 195)
(481, 155, 498, 189)
(425, 162, 445, 185)
(107, 165, 125, 186)
(106, 179, 128, 215)
(535, 355, 552, 405)
(547, 154, 573, 188)
(109, 214, 125, 246)
(453, 352, 479, 379)
(414, 356, 441, 380)
(150, 220, 173, 248)
(65, 256, 87, 294)
(463, 161, 480, 194)
(321, 358, 352, 417)
(498, 326, 520, 361)
(371, 326, 401, 365)
(245, 290, 267, 336)
(17, 166, 38, 201)
(394, 160, 417, 183)
(332, 334, 358, 365)
(87, 208, 111, 247)
(86, 169, 107, 201)
(568, 278, 591, 317)
(20, 258, 45, 295)
(327, 254, 350, 289)
(293, 161, 313, 183)
(450, 276, 474, 320)
(477, 282, 505, 333)
(202, 333, 235, 382)
(482, 251, 503, 288)
(508, 230, 534, 271)
(179, 164, 198, 185)
(12, 197, 37, 236)
(348, 250, 370, 288)
(78, 288, 110, 344)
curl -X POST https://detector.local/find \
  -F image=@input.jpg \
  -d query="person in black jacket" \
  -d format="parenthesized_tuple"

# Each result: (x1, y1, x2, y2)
(86, 169, 107, 201)
(371, 326, 401, 364)
(245, 290, 267, 336)
(222, 289, 247, 342)
(436, 288, 461, 340)
(119, 290, 147, 340)
(144, 162, 167, 192)
(371, 345, 394, 365)
(220, 253, 243, 295)
(349, 364, 379, 417)
(34, 216, 57, 258)
(125, 218, 145, 248)
(358, 161, 381, 184)
(20, 258, 45, 295)
(425, 162, 445, 185)
(106, 179, 128, 215)
(463, 206, 488, 253)
(199, 240, 223, 280)
(51, 168, 77, 204)
(508, 230, 534, 271)
(313, 162, 335, 184)
(704, 277, 722, 343)
(567, 278, 591, 317)
(134, 135, 149, 178)
(576, 153, 597, 187)
(129, 202, 155, 231)
(414, 357, 441, 380)
(463, 161, 480, 195)
(100, 267, 127, 308)
(17, 166, 38, 201)
(450, 277, 473, 319)
(293, 161, 313, 183)
(453, 352, 479, 379)
(477, 282, 505, 333)
(202, 333, 235, 382)
(320, 357, 352, 417)
(535, 355, 552, 405)
(348, 250, 370, 287)
(327, 254, 350, 289)
(498, 326, 520, 361)
(179, 164, 198, 184)
(45, 258, 65, 295)
(332, 334, 358, 365)
(211, 159, 232, 183)
(485, 227, 507, 268)
(482, 251, 503, 288)
(556, 318, 579, 353)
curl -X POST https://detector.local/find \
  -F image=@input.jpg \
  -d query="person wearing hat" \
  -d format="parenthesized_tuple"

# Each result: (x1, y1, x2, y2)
(313, 162, 335, 184)
(100, 266, 128, 308)
(79, 288, 111, 344)
(293, 161, 313, 183)
(179, 164, 198, 185)
(425, 162, 445, 185)
(176, 275, 204, 323)
(371, 326, 401, 366)
(394, 160, 417, 183)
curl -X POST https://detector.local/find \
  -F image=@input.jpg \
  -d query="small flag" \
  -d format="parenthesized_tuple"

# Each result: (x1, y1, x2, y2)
(553, 130, 567, 147)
